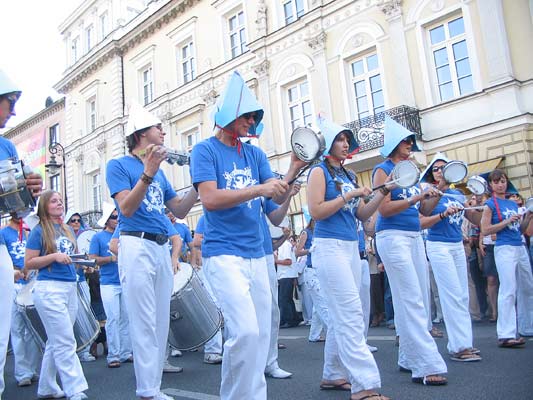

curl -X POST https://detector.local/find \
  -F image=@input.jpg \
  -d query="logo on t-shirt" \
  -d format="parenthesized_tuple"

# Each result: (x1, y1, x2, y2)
(443, 198, 464, 226)
(502, 208, 520, 231)
(340, 182, 360, 213)
(143, 181, 165, 213)
(398, 187, 422, 209)
(9, 240, 26, 260)
(224, 163, 258, 208)
(56, 236, 75, 254)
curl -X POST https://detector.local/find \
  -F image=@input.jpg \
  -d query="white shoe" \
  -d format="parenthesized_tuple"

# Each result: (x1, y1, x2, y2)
(69, 393, 88, 400)
(17, 378, 32, 387)
(163, 361, 184, 373)
(170, 349, 182, 357)
(265, 366, 293, 379)
(203, 353, 222, 364)
(367, 344, 378, 353)
(37, 392, 66, 399)
(155, 392, 175, 400)
(78, 354, 96, 362)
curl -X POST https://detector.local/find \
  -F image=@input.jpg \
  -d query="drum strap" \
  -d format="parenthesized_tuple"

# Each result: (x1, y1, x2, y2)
(492, 194, 503, 222)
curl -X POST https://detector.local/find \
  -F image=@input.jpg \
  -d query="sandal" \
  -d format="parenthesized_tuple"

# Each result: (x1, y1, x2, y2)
(412, 375, 447, 386)
(320, 380, 351, 391)
(450, 350, 482, 362)
(429, 327, 444, 338)
(498, 338, 526, 348)
(351, 393, 391, 400)
(107, 361, 121, 368)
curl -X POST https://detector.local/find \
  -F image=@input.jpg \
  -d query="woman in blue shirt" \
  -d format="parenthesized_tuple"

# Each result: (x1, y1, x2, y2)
(480, 169, 533, 347)
(24, 191, 88, 400)
(307, 116, 391, 400)
(420, 154, 482, 362)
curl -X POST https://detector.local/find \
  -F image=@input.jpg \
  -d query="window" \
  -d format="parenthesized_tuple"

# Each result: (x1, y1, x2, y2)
(72, 36, 79, 63)
(350, 53, 384, 120)
(283, 0, 305, 25)
(100, 12, 109, 39)
(287, 80, 312, 131)
(181, 41, 196, 84)
(50, 174, 60, 193)
(86, 25, 94, 52)
(91, 173, 102, 211)
(142, 66, 154, 105)
(429, 16, 473, 102)
(182, 129, 198, 152)
(228, 10, 247, 59)
(49, 124, 59, 145)
(87, 97, 97, 132)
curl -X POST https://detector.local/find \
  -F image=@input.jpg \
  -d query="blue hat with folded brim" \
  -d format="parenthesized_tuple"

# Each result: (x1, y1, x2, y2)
(380, 115, 420, 158)
(480, 172, 518, 194)
(316, 115, 359, 159)
(0, 69, 22, 99)
(420, 152, 450, 183)
(213, 71, 264, 136)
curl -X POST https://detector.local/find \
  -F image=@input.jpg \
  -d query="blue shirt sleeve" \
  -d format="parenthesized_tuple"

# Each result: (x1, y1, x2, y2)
(26, 226, 43, 251)
(191, 141, 217, 186)
(106, 158, 131, 197)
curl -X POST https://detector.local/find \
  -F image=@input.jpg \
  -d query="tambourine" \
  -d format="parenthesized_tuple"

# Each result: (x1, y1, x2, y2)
(442, 161, 468, 183)
(466, 175, 487, 195)
(373, 160, 420, 192)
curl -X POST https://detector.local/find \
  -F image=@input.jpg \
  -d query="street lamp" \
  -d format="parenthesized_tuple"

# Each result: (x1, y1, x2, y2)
(45, 142, 68, 209)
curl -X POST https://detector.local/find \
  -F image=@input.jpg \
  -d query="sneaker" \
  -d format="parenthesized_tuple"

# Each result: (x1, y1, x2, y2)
(37, 391, 66, 399)
(17, 378, 32, 387)
(367, 344, 378, 353)
(170, 349, 182, 357)
(203, 353, 222, 364)
(155, 392, 175, 400)
(163, 361, 184, 373)
(78, 353, 96, 363)
(265, 366, 293, 379)
(69, 393, 88, 400)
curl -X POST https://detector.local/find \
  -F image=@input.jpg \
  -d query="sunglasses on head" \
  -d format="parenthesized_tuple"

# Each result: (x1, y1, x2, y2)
(240, 112, 257, 122)
(108, 215, 118, 220)
(69, 218, 81, 223)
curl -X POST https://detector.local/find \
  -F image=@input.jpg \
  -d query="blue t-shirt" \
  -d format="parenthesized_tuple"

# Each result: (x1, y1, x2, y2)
(260, 198, 279, 256)
(303, 228, 313, 266)
(312, 163, 359, 241)
(427, 189, 464, 243)
(106, 155, 177, 234)
(0, 226, 27, 284)
(485, 197, 522, 246)
(357, 221, 365, 252)
(26, 224, 77, 282)
(89, 230, 120, 286)
(190, 137, 274, 258)
(173, 222, 192, 260)
(196, 216, 206, 236)
(0, 138, 18, 247)
(373, 159, 421, 232)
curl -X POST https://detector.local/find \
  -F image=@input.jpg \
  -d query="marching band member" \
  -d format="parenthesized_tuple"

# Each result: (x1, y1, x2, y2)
(106, 101, 197, 400)
(24, 191, 88, 400)
(0, 69, 43, 399)
(190, 71, 306, 400)
(372, 116, 447, 386)
(419, 153, 482, 362)
(307, 116, 391, 400)
(88, 202, 132, 368)
(480, 169, 533, 347)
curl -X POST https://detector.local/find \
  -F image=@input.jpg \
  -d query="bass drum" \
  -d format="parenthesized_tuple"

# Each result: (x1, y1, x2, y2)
(77, 229, 97, 254)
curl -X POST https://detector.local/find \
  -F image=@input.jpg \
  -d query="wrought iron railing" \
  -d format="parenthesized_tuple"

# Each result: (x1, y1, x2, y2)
(80, 209, 103, 229)
(343, 105, 422, 153)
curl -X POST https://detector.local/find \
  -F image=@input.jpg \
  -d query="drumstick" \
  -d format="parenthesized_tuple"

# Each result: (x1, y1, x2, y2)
(371, 174, 416, 192)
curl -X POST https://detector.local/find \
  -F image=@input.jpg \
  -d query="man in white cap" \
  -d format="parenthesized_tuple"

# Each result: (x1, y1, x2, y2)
(106, 101, 197, 400)
(0, 69, 43, 398)
(190, 71, 307, 400)
(89, 202, 132, 368)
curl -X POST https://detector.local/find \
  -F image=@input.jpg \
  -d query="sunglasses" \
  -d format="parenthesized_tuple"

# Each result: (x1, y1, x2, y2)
(5, 93, 18, 113)
(240, 112, 257, 122)
(401, 138, 413, 145)
(432, 166, 444, 172)
(108, 215, 118, 220)
(69, 218, 81, 223)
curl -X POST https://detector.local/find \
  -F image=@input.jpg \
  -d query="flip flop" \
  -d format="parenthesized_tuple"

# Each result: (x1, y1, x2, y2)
(412, 375, 447, 386)
(450, 351, 482, 362)
(107, 361, 121, 368)
(498, 338, 526, 348)
(353, 394, 391, 400)
(319, 381, 351, 391)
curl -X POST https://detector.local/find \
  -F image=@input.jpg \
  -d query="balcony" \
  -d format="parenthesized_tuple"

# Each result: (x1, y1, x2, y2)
(343, 105, 422, 153)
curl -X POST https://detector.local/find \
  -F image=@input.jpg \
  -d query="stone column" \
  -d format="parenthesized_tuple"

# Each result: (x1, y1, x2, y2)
(306, 31, 332, 117)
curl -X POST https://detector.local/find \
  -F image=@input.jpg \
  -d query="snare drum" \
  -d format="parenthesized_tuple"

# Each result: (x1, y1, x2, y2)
(168, 263, 222, 351)
(442, 161, 468, 183)
(16, 279, 100, 352)
(290, 127, 326, 162)
(393, 160, 420, 188)
(0, 159, 35, 218)
(525, 197, 533, 213)
(467, 175, 487, 195)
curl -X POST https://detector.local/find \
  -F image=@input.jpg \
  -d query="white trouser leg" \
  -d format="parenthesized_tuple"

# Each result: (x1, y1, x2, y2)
(359, 259, 371, 339)
(426, 241, 473, 353)
(0, 245, 14, 397)
(304, 267, 328, 341)
(101, 284, 132, 363)
(11, 284, 40, 382)
(314, 238, 381, 393)
(516, 246, 533, 336)
(196, 268, 223, 355)
(413, 238, 432, 332)
(119, 236, 173, 398)
(265, 254, 280, 370)
(203, 255, 271, 400)
(300, 278, 313, 322)
(376, 231, 447, 378)
(33, 280, 88, 398)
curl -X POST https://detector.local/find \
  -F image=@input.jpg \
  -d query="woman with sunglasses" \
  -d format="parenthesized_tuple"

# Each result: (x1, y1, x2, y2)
(480, 169, 533, 348)
(372, 117, 447, 386)
(419, 153, 482, 362)
(24, 191, 89, 400)
(307, 116, 392, 400)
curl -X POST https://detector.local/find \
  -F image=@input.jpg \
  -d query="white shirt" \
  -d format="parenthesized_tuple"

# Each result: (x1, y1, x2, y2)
(276, 241, 298, 279)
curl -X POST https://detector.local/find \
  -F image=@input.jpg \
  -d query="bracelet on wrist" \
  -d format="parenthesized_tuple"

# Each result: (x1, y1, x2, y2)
(140, 172, 154, 185)
(439, 212, 446, 220)
(341, 193, 348, 203)
(379, 186, 390, 195)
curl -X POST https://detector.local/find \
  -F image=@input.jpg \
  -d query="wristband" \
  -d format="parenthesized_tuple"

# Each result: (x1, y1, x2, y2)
(140, 172, 154, 185)
(379, 186, 390, 195)
(439, 212, 446, 220)
(341, 192, 348, 203)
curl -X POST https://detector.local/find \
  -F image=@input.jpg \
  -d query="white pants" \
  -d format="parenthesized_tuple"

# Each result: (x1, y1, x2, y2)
(359, 259, 371, 339)
(303, 266, 328, 341)
(300, 278, 313, 323)
(494, 245, 533, 339)
(119, 236, 173, 398)
(33, 280, 88, 397)
(203, 255, 271, 400)
(100, 284, 132, 363)
(376, 230, 447, 378)
(195, 268, 223, 355)
(0, 245, 14, 398)
(313, 238, 381, 393)
(11, 283, 40, 382)
(426, 241, 473, 353)
(265, 254, 280, 370)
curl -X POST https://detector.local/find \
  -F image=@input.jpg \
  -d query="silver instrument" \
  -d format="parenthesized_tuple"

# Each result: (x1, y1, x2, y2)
(165, 148, 190, 166)
(0, 159, 36, 218)
(72, 259, 97, 268)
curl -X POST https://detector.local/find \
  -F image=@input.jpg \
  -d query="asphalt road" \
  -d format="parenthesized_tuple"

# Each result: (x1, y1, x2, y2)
(4, 322, 533, 399)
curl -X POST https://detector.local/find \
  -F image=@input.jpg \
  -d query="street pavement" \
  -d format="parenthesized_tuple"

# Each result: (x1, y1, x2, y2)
(3, 322, 533, 399)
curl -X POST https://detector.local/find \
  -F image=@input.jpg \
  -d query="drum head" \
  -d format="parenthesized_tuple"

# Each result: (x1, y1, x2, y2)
(290, 127, 325, 162)
(443, 161, 467, 183)
(467, 176, 487, 195)
(525, 197, 533, 213)
(393, 160, 420, 188)
(77, 230, 97, 254)
(173, 263, 193, 293)
(16, 279, 36, 307)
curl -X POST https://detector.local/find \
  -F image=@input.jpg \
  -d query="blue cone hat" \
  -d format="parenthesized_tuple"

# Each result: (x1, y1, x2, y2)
(420, 152, 450, 183)
(0, 69, 21, 99)
(212, 71, 264, 136)
(480, 172, 518, 194)
(316, 115, 359, 159)
(380, 115, 420, 158)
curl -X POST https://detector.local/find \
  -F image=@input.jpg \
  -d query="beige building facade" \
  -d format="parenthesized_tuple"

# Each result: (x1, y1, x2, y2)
(49, 0, 532, 231)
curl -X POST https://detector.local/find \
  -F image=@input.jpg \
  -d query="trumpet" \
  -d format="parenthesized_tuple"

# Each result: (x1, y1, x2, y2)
(138, 147, 190, 166)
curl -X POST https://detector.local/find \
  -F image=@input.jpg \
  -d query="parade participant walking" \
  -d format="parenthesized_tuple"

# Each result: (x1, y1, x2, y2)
(190, 71, 306, 400)
(106, 101, 197, 400)
(307, 115, 392, 400)
(0, 69, 43, 399)
(420, 153, 482, 362)
(480, 169, 533, 347)
(24, 191, 88, 400)
(89, 202, 132, 368)
(372, 116, 447, 386)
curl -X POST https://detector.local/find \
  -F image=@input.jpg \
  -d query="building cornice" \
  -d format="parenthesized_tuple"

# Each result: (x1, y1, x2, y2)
(3, 98, 65, 139)
(58, 0, 98, 34)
